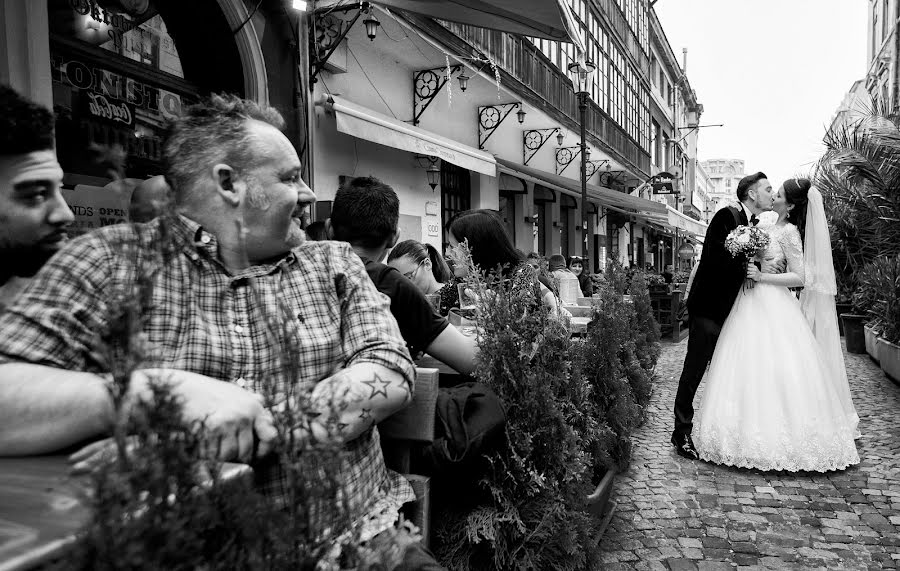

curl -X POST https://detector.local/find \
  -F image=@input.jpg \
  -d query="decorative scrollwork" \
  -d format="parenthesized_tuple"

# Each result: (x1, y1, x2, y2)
(309, 2, 371, 85)
(478, 102, 520, 149)
(555, 145, 582, 175)
(523, 128, 560, 165)
(585, 160, 609, 180)
(413, 65, 461, 125)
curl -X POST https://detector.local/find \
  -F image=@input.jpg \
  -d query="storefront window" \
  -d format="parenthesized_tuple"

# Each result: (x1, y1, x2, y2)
(48, 0, 196, 234)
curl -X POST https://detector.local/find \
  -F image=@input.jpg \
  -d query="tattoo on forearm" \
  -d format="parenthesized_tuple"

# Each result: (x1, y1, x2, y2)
(361, 373, 391, 399)
(358, 407, 372, 423)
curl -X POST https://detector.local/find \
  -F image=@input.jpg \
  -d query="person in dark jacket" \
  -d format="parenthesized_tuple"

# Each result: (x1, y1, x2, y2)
(672, 172, 773, 460)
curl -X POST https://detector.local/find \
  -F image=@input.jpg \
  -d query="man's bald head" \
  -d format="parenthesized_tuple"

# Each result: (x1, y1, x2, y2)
(129, 175, 171, 222)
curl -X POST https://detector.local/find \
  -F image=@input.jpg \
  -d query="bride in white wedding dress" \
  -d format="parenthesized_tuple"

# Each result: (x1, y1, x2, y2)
(693, 178, 860, 472)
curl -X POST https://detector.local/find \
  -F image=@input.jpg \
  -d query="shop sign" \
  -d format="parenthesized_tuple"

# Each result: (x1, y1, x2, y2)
(677, 242, 696, 259)
(83, 92, 134, 127)
(62, 181, 136, 235)
(51, 53, 184, 119)
(652, 172, 675, 194)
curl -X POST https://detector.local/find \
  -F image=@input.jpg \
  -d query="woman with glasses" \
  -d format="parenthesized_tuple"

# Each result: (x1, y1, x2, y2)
(387, 239, 459, 316)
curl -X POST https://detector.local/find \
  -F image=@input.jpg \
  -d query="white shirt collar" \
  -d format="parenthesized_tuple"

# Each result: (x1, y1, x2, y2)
(739, 201, 754, 222)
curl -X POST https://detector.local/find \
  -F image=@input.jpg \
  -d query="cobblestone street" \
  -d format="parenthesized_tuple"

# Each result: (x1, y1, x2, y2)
(600, 339, 900, 570)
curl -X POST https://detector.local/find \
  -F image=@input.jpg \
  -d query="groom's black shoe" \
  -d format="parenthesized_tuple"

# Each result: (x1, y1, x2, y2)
(671, 433, 699, 460)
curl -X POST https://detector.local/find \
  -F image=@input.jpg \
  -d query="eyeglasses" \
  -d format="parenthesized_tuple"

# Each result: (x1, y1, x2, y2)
(402, 260, 425, 280)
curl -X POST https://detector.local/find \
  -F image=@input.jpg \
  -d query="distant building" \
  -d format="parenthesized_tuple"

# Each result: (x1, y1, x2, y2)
(829, 79, 871, 135)
(866, 0, 896, 108)
(700, 159, 745, 213)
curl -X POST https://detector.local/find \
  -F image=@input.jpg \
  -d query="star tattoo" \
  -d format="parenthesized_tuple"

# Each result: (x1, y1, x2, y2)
(358, 407, 372, 423)
(361, 373, 391, 399)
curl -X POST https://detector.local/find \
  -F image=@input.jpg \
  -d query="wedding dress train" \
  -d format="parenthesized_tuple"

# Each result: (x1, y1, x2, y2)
(693, 223, 859, 472)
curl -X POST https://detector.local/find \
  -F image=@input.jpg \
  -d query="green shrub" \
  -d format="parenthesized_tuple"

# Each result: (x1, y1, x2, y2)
(434, 245, 604, 571)
(854, 255, 900, 344)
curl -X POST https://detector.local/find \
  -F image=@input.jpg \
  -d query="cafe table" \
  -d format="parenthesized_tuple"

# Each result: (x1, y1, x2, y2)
(0, 455, 250, 571)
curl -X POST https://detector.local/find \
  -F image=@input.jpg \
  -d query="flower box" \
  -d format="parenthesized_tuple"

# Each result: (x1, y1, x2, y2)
(864, 324, 881, 364)
(840, 314, 867, 354)
(878, 337, 900, 385)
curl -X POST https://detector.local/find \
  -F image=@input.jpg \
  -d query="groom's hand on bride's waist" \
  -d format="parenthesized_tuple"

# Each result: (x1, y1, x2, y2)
(760, 256, 786, 274)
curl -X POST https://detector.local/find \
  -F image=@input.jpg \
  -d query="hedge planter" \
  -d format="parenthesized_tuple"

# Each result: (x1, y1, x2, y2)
(864, 325, 881, 364)
(841, 314, 867, 354)
(878, 338, 900, 385)
(836, 302, 852, 336)
(585, 469, 617, 542)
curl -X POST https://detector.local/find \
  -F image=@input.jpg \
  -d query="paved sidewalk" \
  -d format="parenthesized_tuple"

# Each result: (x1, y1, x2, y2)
(600, 339, 900, 570)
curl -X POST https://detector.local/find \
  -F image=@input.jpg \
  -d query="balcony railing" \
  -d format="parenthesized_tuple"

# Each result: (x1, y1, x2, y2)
(440, 21, 650, 176)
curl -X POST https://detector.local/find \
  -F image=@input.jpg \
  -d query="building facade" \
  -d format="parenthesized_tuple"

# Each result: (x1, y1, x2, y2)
(829, 79, 871, 135)
(2, 0, 707, 272)
(866, 0, 897, 109)
(700, 159, 745, 213)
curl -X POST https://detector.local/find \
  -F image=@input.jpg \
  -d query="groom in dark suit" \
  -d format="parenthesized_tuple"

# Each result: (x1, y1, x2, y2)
(672, 172, 773, 459)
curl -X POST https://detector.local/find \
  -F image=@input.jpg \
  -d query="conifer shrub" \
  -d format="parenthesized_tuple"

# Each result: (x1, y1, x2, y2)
(433, 246, 605, 571)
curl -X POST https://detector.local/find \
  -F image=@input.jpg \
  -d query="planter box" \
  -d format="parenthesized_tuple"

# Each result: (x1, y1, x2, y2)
(864, 325, 881, 364)
(836, 303, 852, 336)
(840, 314, 867, 354)
(586, 470, 616, 540)
(878, 337, 900, 385)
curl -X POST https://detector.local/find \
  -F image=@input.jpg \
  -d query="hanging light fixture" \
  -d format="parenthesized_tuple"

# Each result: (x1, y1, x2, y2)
(516, 107, 526, 123)
(363, 12, 380, 41)
(426, 162, 440, 190)
(556, 131, 564, 146)
(457, 72, 470, 92)
(584, 147, 591, 160)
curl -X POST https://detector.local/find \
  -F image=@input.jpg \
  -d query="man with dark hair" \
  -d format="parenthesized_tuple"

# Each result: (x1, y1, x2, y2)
(0, 85, 74, 306)
(0, 94, 431, 565)
(672, 171, 773, 459)
(328, 176, 477, 375)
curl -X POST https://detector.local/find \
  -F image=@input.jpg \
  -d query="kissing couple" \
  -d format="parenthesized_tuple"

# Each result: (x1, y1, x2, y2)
(672, 173, 860, 472)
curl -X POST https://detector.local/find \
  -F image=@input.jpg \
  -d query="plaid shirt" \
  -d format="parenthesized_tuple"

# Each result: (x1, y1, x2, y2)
(0, 214, 415, 541)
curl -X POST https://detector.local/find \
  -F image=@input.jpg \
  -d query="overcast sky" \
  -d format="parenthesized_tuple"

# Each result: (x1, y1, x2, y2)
(655, 0, 868, 184)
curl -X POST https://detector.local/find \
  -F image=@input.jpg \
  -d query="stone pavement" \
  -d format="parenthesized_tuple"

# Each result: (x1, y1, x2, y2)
(599, 339, 900, 570)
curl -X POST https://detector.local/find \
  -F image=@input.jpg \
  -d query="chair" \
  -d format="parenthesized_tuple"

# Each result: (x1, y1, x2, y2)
(378, 367, 439, 546)
(649, 289, 688, 342)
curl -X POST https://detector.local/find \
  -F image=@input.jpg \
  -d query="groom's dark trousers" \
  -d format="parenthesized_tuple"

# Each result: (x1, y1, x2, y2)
(674, 316, 722, 436)
(673, 205, 747, 439)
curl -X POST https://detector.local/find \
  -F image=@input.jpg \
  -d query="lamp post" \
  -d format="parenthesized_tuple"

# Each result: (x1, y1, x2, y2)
(567, 58, 596, 271)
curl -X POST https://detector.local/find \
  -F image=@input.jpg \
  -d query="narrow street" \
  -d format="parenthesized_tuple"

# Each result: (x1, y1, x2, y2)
(600, 340, 900, 570)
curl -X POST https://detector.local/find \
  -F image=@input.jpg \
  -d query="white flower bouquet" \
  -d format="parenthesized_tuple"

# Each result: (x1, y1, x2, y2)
(725, 225, 769, 258)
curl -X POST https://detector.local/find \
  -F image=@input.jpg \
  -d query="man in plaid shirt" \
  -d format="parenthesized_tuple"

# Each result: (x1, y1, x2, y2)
(0, 94, 441, 567)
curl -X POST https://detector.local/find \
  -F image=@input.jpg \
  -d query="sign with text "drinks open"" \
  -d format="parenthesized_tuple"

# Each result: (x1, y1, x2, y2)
(652, 172, 676, 194)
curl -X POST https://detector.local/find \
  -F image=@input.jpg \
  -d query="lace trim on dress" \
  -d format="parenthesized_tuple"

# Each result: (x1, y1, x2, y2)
(695, 421, 860, 473)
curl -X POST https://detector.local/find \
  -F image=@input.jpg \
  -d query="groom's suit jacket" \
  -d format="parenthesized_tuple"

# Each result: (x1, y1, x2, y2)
(687, 205, 748, 326)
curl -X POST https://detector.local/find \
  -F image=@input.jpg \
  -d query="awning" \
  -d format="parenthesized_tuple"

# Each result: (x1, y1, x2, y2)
(665, 206, 708, 238)
(315, 0, 584, 49)
(320, 95, 497, 177)
(496, 158, 666, 216)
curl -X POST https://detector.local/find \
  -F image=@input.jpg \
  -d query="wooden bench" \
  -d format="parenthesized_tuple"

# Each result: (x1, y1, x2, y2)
(378, 367, 439, 547)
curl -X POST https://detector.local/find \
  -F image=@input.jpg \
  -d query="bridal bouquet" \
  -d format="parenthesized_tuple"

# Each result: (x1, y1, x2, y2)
(725, 225, 769, 258)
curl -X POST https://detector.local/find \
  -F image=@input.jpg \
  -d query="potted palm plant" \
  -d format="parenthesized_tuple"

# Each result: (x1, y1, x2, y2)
(818, 105, 900, 353)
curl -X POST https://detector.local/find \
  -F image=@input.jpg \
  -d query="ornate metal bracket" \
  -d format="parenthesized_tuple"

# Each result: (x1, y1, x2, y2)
(478, 102, 521, 149)
(555, 146, 582, 175)
(600, 170, 626, 187)
(309, 2, 371, 85)
(413, 65, 462, 126)
(585, 160, 609, 180)
(523, 128, 560, 165)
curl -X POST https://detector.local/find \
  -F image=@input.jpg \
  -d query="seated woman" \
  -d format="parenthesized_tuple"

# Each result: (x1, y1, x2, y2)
(387, 239, 459, 316)
(447, 209, 560, 314)
(568, 256, 593, 297)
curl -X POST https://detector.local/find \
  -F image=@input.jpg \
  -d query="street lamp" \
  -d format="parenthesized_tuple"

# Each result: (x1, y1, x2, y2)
(567, 58, 596, 271)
